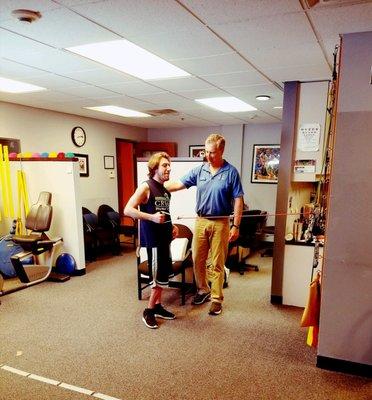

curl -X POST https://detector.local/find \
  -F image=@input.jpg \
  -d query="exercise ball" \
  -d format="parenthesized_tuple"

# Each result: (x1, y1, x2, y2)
(55, 253, 76, 275)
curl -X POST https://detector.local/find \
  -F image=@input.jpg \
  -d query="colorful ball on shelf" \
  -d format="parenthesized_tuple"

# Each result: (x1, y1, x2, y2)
(40, 152, 49, 158)
(57, 152, 65, 159)
(23, 152, 33, 158)
(8, 152, 17, 158)
(48, 152, 57, 158)
(32, 152, 41, 158)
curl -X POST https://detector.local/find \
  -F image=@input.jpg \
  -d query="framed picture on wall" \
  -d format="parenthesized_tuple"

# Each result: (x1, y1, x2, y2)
(75, 153, 89, 177)
(0, 137, 21, 154)
(251, 144, 280, 183)
(104, 155, 115, 169)
(189, 145, 205, 159)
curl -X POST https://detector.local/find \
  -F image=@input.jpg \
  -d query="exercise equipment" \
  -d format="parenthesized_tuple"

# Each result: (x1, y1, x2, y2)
(55, 253, 76, 275)
(9, 191, 63, 286)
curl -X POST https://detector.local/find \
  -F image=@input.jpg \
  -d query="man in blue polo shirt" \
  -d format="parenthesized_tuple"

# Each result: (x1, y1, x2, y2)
(166, 134, 244, 315)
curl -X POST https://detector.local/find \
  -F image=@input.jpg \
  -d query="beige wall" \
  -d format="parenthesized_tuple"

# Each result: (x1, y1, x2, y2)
(0, 101, 147, 216)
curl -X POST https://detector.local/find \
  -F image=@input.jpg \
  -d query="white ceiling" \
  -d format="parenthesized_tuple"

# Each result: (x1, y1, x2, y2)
(1, 0, 371, 128)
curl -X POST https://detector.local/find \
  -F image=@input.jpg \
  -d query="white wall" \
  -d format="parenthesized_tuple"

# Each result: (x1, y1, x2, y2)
(149, 123, 281, 223)
(148, 124, 244, 169)
(0, 101, 147, 214)
(242, 124, 281, 221)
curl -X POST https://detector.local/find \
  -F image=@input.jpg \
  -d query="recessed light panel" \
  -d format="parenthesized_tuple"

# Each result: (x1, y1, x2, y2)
(195, 97, 257, 112)
(66, 40, 190, 80)
(85, 105, 151, 118)
(0, 77, 46, 93)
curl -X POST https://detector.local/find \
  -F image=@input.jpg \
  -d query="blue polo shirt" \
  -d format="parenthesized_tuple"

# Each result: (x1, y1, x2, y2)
(181, 161, 244, 216)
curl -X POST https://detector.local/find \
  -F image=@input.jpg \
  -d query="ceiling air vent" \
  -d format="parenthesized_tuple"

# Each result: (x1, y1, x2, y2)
(145, 109, 179, 117)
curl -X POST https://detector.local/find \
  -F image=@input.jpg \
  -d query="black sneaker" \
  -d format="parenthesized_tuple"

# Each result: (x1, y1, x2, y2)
(142, 308, 158, 329)
(154, 304, 176, 320)
(192, 292, 211, 305)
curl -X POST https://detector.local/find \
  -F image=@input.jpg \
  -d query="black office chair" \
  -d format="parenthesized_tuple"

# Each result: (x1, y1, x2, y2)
(227, 210, 267, 275)
(136, 223, 194, 305)
(97, 204, 122, 254)
(82, 207, 115, 260)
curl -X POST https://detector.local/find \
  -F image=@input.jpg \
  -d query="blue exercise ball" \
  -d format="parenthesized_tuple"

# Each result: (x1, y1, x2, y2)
(55, 253, 76, 275)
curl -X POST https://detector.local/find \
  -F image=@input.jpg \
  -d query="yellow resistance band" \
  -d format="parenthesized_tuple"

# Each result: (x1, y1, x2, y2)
(0, 145, 11, 219)
(16, 170, 30, 235)
(4, 146, 15, 218)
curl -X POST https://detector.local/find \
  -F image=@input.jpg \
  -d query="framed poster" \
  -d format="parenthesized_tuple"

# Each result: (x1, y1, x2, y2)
(75, 153, 89, 177)
(189, 145, 205, 158)
(251, 144, 280, 183)
(104, 155, 115, 169)
(0, 137, 21, 153)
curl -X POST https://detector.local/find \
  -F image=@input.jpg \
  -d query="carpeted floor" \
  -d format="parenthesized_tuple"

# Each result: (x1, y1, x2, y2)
(0, 248, 370, 400)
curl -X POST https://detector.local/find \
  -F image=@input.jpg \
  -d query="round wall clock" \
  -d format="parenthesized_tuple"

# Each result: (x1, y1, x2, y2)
(71, 126, 86, 147)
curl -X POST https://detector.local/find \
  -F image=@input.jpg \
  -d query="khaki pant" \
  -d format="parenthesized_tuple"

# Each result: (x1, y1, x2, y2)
(193, 217, 229, 303)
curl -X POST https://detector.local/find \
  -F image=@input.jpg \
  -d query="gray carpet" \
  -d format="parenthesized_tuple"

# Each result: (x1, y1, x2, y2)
(0, 248, 370, 400)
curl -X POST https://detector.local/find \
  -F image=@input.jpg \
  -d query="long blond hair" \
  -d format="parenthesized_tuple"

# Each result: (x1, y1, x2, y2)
(147, 152, 170, 177)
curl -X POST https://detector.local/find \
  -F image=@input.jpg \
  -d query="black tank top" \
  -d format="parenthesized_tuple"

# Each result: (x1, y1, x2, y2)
(139, 178, 172, 247)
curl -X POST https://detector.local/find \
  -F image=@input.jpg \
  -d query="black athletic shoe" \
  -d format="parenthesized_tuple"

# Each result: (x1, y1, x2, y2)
(142, 308, 158, 329)
(154, 304, 176, 320)
(192, 292, 211, 305)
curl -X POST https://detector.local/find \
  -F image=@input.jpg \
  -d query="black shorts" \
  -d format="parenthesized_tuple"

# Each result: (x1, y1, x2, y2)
(146, 244, 174, 287)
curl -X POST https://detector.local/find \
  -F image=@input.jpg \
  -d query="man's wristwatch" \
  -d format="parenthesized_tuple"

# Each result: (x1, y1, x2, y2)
(231, 224, 240, 229)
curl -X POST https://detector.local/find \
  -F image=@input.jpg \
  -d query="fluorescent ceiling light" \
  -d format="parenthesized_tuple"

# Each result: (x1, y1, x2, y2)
(0, 77, 46, 93)
(66, 39, 190, 80)
(85, 105, 151, 118)
(256, 95, 271, 101)
(273, 106, 283, 109)
(195, 96, 257, 112)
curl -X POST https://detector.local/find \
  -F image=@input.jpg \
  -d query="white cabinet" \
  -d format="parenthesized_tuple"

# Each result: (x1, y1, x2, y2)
(282, 243, 323, 307)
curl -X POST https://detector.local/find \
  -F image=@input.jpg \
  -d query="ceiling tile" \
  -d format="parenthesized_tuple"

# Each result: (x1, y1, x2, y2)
(61, 68, 136, 86)
(25, 73, 88, 89)
(310, 3, 372, 39)
(264, 64, 331, 83)
(130, 25, 231, 60)
(101, 81, 166, 96)
(175, 88, 227, 100)
(212, 13, 316, 52)
(58, 85, 121, 98)
(68, 0, 201, 38)
(171, 52, 252, 75)
(244, 42, 328, 70)
(4, 48, 104, 74)
(0, 58, 48, 79)
(201, 70, 268, 87)
(181, 0, 302, 24)
(0, 28, 54, 58)
(151, 77, 214, 92)
(0, 7, 118, 48)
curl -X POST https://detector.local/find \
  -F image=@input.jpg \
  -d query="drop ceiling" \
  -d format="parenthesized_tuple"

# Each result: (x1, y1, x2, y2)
(1, 0, 371, 128)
